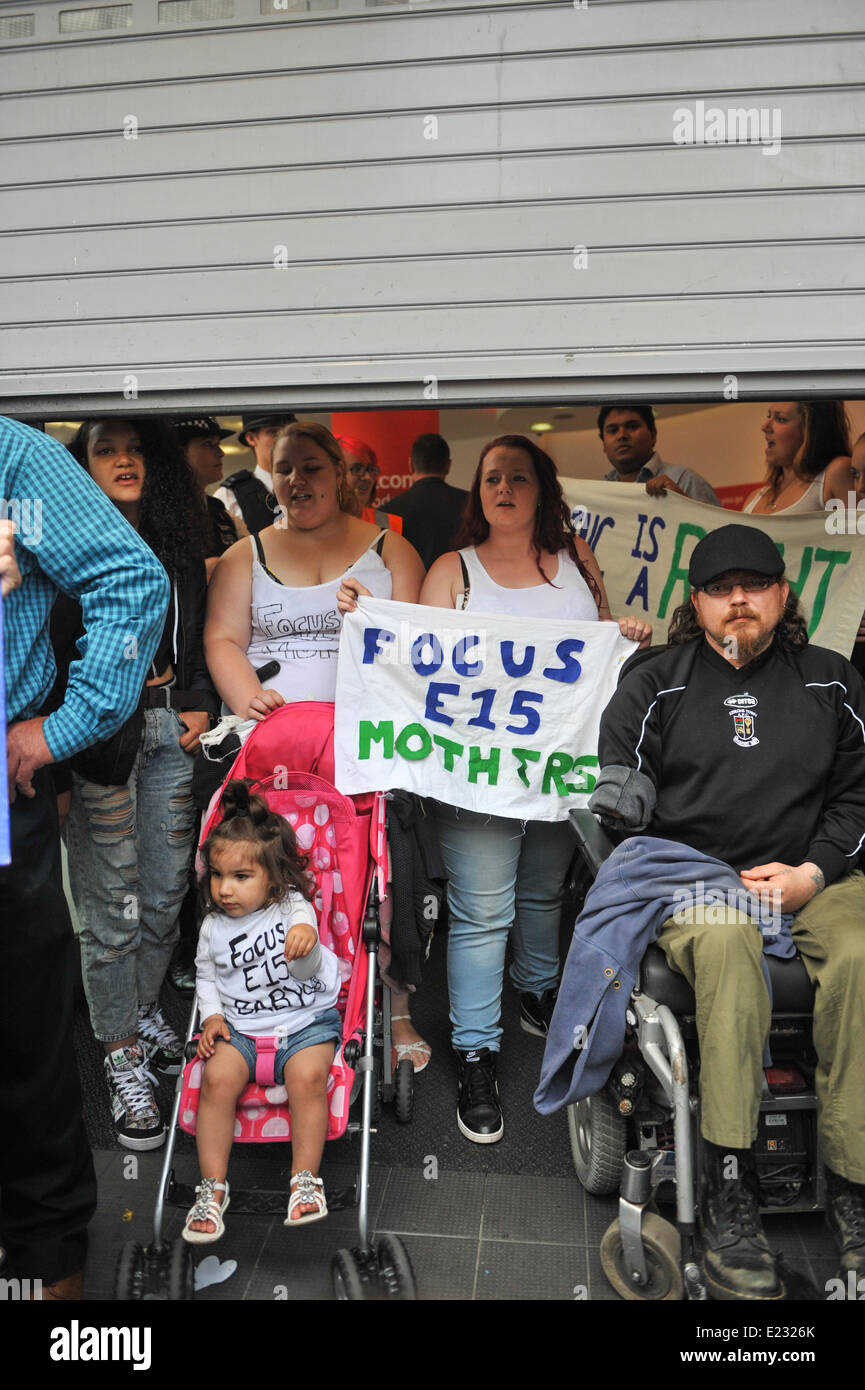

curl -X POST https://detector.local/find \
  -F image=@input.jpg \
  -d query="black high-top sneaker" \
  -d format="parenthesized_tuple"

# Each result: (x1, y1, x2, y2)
(825, 1168, 865, 1284)
(454, 1047, 504, 1144)
(519, 987, 558, 1039)
(700, 1143, 785, 1300)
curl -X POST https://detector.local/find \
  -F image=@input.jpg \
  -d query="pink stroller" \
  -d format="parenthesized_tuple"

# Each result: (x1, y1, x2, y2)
(114, 703, 417, 1301)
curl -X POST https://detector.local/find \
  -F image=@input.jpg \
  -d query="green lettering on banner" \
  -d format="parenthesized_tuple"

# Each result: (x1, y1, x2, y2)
(395, 723, 433, 760)
(542, 752, 579, 796)
(467, 745, 500, 785)
(657, 522, 707, 619)
(512, 747, 542, 788)
(809, 548, 850, 635)
(571, 755, 599, 793)
(779, 542, 811, 598)
(358, 720, 394, 759)
(433, 735, 465, 771)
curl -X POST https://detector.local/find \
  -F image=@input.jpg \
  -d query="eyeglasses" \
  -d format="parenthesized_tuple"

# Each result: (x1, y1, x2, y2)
(700, 577, 778, 597)
(348, 463, 379, 479)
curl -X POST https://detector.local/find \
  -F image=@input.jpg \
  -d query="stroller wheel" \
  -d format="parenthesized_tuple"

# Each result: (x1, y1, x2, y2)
(394, 1058, 414, 1124)
(600, 1213, 683, 1301)
(376, 1233, 417, 1300)
(167, 1240, 195, 1301)
(567, 1092, 628, 1195)
(114, 1240, 145, 1301)
(332, 1248, 367, 1301)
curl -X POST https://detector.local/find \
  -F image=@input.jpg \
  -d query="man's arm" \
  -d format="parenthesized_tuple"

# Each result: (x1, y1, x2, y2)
(797, 663, 865, 887)
(588, 657, 673, 827)
(4, 430, 169, 776)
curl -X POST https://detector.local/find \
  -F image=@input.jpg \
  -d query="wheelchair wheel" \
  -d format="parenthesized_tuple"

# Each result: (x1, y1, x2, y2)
(332, 1248, 366, 1301)
(114, 1240, 145, 1301)
(567, 1091, 628, 1194)
(394, 1058, 414, 1124)
(376, 1233, 417, 1299)
(167, 1240, 195, 1301)
(600, 1213, 683, 1301)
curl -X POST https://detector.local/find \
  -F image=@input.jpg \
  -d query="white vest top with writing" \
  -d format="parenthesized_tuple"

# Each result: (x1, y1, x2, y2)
(195, 894, 340, 1039)
(247, 534, 393, 703)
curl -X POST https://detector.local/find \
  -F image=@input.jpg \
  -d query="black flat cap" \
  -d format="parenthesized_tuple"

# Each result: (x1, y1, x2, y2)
(689, 523, 785, 588)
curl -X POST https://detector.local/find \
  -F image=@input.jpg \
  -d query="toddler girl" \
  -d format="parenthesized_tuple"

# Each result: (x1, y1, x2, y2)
(183, 779, 342, 1242)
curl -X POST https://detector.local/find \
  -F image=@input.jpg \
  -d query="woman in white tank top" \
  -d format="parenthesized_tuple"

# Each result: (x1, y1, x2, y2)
(743, 401, 853, 515)
(205, 421, 428, 1067)
(414, 435, 652, 1144)
(205, 422, 424, 716)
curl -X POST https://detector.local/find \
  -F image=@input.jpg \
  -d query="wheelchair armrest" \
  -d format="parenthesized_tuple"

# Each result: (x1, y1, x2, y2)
(568, 808, 617, 878)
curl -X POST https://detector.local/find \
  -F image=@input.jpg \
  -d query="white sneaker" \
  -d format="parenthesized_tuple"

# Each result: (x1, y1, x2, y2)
(104, 1044, 166, 1151)
(137, 1003, 184, 1074)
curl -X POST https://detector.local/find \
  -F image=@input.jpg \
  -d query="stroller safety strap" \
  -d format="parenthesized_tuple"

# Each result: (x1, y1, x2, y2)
(254, 1035, 280, 1086)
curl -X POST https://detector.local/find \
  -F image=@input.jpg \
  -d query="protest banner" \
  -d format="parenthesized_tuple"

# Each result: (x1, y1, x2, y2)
(559, 480, 865, 656)
(334, 597, 635, 821)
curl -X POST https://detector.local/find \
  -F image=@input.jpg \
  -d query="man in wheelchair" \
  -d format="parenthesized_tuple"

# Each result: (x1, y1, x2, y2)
(574, 524, 864, 1300)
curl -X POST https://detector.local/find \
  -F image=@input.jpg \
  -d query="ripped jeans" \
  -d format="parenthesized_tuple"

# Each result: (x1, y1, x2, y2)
(434, 804, 576, 1052)
(65, 708, 197, 1043)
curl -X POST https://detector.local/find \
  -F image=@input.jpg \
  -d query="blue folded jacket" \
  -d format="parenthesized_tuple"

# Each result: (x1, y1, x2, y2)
(533, 835, 793, 1115)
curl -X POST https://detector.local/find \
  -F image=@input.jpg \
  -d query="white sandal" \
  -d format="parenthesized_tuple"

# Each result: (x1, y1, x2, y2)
(182, 1178, 230, 1244)
(391, 1016, 432, 1074)
(284, 1170, 327, 1228)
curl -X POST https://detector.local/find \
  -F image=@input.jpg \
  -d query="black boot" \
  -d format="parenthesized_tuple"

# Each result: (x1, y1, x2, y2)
(454, 1047, 504, 1144)
(825, 1168, 865, 1282)
(700, 1142, 784, 1300)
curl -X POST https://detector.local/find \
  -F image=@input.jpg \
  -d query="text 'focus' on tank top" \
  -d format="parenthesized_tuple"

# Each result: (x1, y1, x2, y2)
(459, 547, 598, 621)
(246, 533, 392, 703)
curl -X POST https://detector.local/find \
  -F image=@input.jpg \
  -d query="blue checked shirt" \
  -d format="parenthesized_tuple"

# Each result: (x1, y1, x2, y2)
(1, 416, 170, 761)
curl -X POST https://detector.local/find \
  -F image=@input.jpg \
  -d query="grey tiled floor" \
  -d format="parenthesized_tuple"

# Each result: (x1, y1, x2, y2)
(86, 1147, 839, 1302)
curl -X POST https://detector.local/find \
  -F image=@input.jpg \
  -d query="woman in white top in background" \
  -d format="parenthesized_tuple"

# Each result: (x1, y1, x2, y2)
(206, 421, 424, 714)
(205, 420, 429, 1067)
(416, 434, 651, 1144)
(743, 401, 854, 515)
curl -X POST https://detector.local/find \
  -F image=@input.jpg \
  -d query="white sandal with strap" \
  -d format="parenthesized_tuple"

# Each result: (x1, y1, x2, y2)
(391, 1016, 432, 1074)
(284, 1170, 327, 1227)
(182, 1178, 230, 1244)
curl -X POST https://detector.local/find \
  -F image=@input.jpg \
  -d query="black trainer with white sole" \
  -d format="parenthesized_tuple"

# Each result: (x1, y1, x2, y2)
(455, 1047, 504, 1143)
(519, 987, 558, 1038)
(137, 1003, 184, 1074)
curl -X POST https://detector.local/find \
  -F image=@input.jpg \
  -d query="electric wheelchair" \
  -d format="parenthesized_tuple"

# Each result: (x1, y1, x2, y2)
(566, 809, 823, 1302)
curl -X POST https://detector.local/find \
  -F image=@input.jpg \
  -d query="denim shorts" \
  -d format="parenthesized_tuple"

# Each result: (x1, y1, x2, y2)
(221, 1009, 342, 1084)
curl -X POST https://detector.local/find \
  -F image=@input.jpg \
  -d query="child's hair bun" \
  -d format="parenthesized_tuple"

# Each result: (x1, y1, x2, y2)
(220, 777, 269, 826)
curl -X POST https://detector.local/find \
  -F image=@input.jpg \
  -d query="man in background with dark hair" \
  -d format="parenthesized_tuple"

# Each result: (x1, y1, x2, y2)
(385, 432, 468, 569)
(588, 523, 865, 1300)
(598, 404, 719, 505)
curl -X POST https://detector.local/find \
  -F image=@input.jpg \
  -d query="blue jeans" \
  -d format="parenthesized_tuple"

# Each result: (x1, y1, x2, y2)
(434, 804, 575, 1052)
(65, 708, 197, 1042)
(221, 1010, 342, 1083)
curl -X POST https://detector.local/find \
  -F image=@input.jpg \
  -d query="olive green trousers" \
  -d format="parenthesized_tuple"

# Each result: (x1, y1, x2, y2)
(657, 870, 865, 1182)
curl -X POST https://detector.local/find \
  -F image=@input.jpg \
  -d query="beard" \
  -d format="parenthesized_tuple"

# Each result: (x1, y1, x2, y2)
(707, 610, 777, 664)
